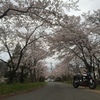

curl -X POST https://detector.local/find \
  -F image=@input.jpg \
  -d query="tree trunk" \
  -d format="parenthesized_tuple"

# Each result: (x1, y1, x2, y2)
(29, 69, 34, 82)
(33, 68, 36, 82)
(98, 65, 100, 79)
(92, 66, 96, 79)
(19, 67, 24, 83)
(8, 71, 16, 84)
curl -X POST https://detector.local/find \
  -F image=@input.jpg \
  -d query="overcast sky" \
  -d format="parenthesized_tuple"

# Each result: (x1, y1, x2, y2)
(67, 0, 100, 16)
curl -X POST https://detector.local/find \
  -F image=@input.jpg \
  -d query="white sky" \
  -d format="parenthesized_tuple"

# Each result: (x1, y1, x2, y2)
(67, 0, 100, 16)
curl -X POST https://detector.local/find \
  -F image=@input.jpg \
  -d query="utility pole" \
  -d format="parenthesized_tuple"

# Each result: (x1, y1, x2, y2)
(50, 62, 53, 71)
(50, 62, 53, 78)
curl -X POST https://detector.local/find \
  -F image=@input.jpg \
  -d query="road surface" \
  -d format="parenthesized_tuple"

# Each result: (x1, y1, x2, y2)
(2, 82, 100, 100)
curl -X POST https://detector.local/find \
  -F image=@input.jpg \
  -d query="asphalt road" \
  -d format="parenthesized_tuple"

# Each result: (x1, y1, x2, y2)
(2, 82, 100, 100)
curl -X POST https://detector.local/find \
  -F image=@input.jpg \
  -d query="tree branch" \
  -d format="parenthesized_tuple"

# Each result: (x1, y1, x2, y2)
(0, 4, 44, 19)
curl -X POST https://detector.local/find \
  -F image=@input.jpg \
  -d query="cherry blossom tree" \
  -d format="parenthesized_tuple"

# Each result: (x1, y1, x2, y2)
(0, 0, 79, 83)
(36, 61, 48, 82)
(47, 14, 99, 75)
(0, 15, 47, 83)
(82, 10, 100, 77)
(0, 0, 79, 20)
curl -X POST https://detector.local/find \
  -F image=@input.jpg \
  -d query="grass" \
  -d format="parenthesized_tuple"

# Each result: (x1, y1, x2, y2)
(0, 82, 47, 96)
(96, 85, 100, 90)
(65, 81, 72, 84)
